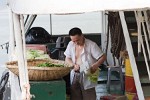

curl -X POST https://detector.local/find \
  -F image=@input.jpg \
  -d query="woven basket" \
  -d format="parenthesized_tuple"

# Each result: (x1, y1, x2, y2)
(6, 59, 71, 81)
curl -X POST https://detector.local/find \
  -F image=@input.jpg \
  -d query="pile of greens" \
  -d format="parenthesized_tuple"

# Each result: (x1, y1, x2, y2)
(27, 49, 50, 59)
(37, 62, 64, 67)
(27, 49, 40, 59)
(87, 68, 100, 83)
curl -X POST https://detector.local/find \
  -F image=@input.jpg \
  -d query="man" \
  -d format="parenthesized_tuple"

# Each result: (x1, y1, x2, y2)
(64, 27, 106, 100)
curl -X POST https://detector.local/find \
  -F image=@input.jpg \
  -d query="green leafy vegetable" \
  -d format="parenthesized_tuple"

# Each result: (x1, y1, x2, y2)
(37, 62, 64, 67)
(87, 68, 100, 83)
(26, 49, 50, 59)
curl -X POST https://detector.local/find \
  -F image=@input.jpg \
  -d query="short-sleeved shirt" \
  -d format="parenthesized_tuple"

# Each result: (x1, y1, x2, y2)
(64, 38, 103, 65)
(64, 38, 104, 89)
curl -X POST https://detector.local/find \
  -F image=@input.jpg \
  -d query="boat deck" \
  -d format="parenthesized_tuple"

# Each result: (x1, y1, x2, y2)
(67, 68, 125, 100)
(1, 65, 150, 100)
(96, 69, 124, 100)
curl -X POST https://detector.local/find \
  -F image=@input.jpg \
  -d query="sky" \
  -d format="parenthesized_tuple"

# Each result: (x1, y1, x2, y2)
(0, 0, 7, 8)
(0, 0, 10, 64)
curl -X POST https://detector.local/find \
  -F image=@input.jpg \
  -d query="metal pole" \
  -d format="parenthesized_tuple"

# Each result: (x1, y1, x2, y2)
(50, 14, 52, 35)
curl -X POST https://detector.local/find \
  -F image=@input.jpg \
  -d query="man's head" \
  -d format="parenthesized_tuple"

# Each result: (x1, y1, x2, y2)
(69, 27, 84, 46)
(69, 27, 82, 36)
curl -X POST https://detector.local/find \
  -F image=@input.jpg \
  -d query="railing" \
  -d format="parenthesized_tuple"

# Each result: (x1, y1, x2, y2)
(0, 42, 9, 54)
(134, 11, 150, 81)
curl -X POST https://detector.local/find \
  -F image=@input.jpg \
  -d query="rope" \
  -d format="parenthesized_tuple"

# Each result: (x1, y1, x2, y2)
(106, 12, 126, 65)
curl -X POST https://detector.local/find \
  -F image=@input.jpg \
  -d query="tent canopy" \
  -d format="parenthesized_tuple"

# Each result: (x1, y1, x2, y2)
(8, 0, 150, 14)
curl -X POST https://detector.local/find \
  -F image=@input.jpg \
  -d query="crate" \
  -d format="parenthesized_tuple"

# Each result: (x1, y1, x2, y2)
(30, 80, 66, 100)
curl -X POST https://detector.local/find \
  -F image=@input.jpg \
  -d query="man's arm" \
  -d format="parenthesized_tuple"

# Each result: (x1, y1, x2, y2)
(65, 57, 74, 66)
(90, 54, 106, 73)
(65, 57, 80, 72)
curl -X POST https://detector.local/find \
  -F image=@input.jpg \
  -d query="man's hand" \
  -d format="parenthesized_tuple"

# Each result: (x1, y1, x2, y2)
(90, 54, 106, 74)
(73, 64, 80, 72)
(90, 64, 98, 74)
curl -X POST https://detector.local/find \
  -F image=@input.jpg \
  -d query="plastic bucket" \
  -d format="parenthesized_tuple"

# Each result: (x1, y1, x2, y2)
(125, 76, 137, 93)
(126, 92, 138, 100)
(125, 59, 133, 76)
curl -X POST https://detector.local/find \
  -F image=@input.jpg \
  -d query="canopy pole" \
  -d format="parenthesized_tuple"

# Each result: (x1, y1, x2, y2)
(8, 9, 15, 61)
(50, 14, 52, 35)
(20, 14, 30, 100)
(13, 13, 30, 100)
(119, 11, 145, 100)
(24, 15, 37, 33)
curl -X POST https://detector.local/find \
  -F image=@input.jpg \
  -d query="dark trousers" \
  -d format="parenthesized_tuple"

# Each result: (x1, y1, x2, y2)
(70, 72, 96, 100)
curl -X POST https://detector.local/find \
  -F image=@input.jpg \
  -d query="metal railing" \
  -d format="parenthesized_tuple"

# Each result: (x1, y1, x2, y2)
(134, 11, 150, 81)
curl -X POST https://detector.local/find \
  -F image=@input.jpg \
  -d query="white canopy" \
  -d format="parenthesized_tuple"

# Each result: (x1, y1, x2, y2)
(8, 0, 150, 14)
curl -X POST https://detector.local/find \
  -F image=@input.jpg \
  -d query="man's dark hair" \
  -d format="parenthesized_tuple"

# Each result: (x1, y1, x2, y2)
(69, 27, 82, 36)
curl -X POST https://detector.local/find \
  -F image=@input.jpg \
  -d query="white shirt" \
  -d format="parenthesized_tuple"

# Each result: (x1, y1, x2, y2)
(64, 38, 104, 89)
(64, 38, 103, 65)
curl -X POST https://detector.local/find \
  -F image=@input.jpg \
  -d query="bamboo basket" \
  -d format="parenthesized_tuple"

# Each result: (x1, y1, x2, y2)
(6, 59, 71, 81)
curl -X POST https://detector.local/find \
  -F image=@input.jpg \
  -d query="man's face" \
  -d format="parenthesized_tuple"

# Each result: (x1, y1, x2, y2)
(70, 35, 83, 45)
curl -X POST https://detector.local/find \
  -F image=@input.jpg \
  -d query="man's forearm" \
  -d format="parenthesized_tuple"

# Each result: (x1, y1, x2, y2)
(65, 57, 74, 66)
(90, 54, 106, 73)
(98, 54, 106, 64)
(94, 54, 106, 68)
